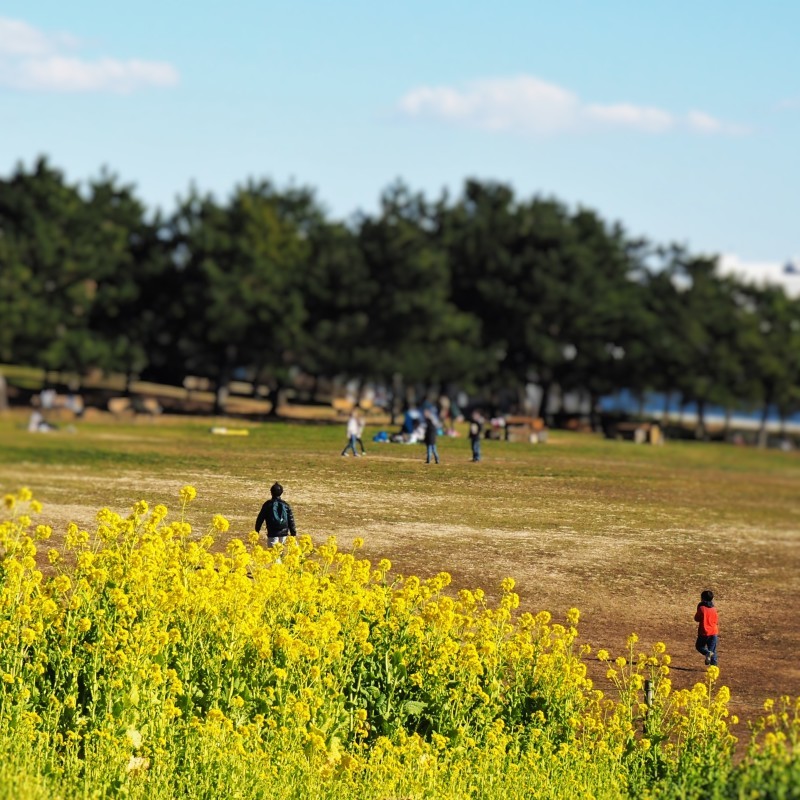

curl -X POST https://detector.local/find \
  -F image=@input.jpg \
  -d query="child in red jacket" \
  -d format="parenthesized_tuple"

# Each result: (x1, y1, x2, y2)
(694, 589, 719, 666)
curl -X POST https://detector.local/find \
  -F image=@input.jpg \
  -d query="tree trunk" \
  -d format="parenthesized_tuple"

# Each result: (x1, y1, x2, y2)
(517, 386, 527, 416)
(661, 391, 671, 425)
(405, 383, 417, 411)
(757, 401, 770, 448)
(390, 372, 403, 426)
(538, 381, 552, 423)
(308, 374, 319, 404)
(696, 398, 707, 440)
(267, 380, 283, 418)
(354, 376, 364, 409)
(556, 385, 566, 416)
(589, 391, 600, 432)
(214, 382, 229, 416)
(214, 345, 237, 416)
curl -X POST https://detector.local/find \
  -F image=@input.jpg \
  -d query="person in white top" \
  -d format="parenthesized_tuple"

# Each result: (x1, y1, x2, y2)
(341, 410, 361, 456)
(355, 412, 367, 455)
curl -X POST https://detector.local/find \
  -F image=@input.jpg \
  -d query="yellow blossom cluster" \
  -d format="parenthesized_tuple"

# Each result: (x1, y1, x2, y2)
(0, 487, 795, 800)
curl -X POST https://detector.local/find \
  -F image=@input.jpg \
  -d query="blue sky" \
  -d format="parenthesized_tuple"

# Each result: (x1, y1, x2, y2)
(1, 1, 798, 284)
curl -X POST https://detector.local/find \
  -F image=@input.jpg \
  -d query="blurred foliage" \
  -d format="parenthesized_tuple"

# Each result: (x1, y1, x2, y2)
(2, 158, 799, 430)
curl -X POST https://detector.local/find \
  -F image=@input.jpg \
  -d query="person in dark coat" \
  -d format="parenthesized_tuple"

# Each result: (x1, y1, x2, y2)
(424, 410, 440, 464)
(469, 412, 484, 462)
(255, 482, 297, 548)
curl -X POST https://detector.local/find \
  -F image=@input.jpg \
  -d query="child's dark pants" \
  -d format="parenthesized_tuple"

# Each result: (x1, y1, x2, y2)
(695, 634, 718, 665)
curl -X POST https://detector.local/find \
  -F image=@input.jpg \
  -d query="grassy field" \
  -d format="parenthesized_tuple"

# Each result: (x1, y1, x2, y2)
(1, 409, 798, 731)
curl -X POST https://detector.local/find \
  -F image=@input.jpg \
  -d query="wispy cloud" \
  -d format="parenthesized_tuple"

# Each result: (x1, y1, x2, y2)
(0, 16, 178, 93)
(776, 96, 800, 111)
(398, 75, 745, 136)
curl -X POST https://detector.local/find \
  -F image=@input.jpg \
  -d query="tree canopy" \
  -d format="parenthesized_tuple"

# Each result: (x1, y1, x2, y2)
(1, 157, 797, 435)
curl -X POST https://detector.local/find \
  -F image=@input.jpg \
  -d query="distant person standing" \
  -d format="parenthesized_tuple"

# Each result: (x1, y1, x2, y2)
(355, 411, 367, 455)
(424, 410, 440, 464)
(694, 589, 719, 666)
(469, 412, 484, 462)
(255, 482, 297, 548)
(341, 410, 361, 457)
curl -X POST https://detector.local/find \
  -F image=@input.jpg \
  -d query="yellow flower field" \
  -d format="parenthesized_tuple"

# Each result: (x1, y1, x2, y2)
(0, 487, 797, 799)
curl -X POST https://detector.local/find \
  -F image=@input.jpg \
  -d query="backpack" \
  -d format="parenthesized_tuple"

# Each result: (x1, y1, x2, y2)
(272, 499, 288, 529)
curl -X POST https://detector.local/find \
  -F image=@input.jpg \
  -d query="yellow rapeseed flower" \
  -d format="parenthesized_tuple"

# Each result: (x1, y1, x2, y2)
(212, 514, 230, 533)
(179, 486, 198, 504)
(501, 577, 516, 593)
(566, 607, 580, 626)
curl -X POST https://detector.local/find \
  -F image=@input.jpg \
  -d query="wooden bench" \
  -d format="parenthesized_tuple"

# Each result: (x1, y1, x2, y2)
(608, 421, 663, 445)
(332, 397, 375, 416)
(504, 416, 548, 444)
(108, 396, 162, 418)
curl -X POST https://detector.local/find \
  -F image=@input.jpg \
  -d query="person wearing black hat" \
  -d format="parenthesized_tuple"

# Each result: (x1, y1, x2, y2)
(694, 589, 719, 666)
(255, 482, 297, 548)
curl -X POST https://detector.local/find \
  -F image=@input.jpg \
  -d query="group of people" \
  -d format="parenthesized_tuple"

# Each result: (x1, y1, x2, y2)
(340, 407, 486, 465)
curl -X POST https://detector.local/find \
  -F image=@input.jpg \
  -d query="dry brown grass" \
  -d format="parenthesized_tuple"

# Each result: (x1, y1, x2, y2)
(1, 409, 798, 735)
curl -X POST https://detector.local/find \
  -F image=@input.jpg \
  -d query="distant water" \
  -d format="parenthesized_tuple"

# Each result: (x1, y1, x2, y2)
(599, 390, 800, 426)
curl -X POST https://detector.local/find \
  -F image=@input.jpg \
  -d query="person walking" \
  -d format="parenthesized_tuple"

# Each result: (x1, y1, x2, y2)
(355, 411, 367, 455)
(469, 412, 484, 462)
(255, 482, 297, 548)
(424, 410, 440, 464)
(694, 589, 719, 666)
(341, 410, 361, 457)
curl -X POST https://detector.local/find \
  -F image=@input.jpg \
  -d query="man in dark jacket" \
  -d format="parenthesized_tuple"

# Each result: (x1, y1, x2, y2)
(424, 410, 440, 464)
(255, 482, 297, 548)
(469, 412, 484, 462)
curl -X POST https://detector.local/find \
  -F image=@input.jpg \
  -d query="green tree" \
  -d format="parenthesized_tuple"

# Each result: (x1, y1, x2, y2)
(444, 181, 640, 418)
(743, 284, 800, 445)
(301, 219, 375, 383)
(81, 171, 169, 387)
(357, 183, 485, 412)
(0, 158, 98, 375)
(168, 181, 311, 413)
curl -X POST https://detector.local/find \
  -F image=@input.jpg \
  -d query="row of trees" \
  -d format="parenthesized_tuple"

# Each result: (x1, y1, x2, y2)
(1, 158, 799, 434)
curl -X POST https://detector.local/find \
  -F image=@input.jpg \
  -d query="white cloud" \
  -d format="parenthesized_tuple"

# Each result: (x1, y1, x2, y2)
(719, 254, 800, 297)
(9, 56, 179, 93)
(0, 16, 178, 93)
(0, 17, 57, 57)
(686, 110, 748, 135)
(584, 103, 674, 133)
(398, 75, 743, 137)
(398, 76, 578, 135)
